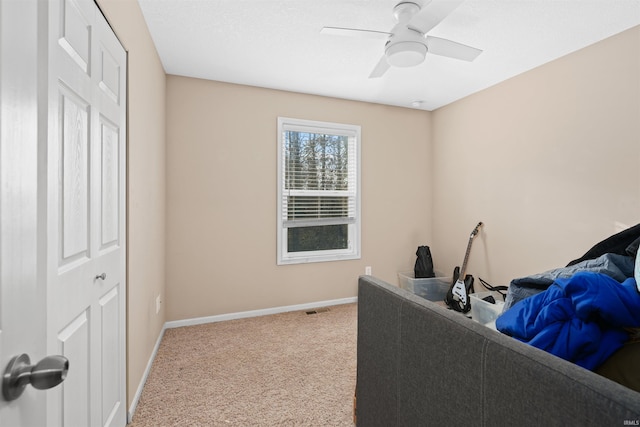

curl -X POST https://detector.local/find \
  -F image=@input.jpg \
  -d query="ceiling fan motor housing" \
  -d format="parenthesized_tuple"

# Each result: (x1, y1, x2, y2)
(385, 2, 427, 67)
(385, 19, 427, 68)
(386, 41, 427, 67)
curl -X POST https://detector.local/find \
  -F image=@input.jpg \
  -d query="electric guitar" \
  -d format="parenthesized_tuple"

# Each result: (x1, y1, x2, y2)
(445, 222, 483, 313)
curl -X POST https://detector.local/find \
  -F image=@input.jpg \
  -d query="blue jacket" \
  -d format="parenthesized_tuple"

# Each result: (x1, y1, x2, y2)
(496, 272, 640, 370)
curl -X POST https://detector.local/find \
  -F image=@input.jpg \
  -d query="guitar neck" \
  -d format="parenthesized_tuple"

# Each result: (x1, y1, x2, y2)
(458, 222, 483, 280)
(458, 236, 474, 279)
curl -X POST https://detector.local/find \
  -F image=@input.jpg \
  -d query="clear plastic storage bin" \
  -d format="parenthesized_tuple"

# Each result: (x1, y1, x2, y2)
(470, 291, 505, 326)
(397, 271, 451, 302)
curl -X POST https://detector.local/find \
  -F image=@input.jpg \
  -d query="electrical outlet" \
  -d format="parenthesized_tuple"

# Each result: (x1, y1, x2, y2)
(156, 295, 161, 314)
(365, 266, 372, 275)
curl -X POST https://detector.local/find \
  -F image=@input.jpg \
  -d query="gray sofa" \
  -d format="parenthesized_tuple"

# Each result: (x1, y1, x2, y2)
(356, 275, 640, 426)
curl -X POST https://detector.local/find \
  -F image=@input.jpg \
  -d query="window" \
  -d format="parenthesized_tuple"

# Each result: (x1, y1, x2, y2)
(277, 117, 361, 265)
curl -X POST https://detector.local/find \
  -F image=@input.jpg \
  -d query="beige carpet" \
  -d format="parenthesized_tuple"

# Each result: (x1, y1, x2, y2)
(129, 303, 357, 426)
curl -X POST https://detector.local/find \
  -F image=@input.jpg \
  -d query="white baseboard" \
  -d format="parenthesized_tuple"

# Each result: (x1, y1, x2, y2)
(126, 296, 357, 422)
(127, 324, 166, 423)
(164, 296, 358, 329)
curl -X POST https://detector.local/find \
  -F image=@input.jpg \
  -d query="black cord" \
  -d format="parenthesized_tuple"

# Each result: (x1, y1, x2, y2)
(478, 277, 508, 301)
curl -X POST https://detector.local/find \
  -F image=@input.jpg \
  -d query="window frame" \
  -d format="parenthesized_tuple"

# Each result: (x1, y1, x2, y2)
(277, 117, 361, 265)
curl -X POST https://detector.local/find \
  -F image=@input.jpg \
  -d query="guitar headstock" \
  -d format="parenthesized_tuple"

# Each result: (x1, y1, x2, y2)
(470, 221, 483, 238)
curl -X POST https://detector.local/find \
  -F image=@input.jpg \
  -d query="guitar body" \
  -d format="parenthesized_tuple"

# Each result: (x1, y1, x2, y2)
(446, 266, 474, 313)
(445, 222, 483, 313)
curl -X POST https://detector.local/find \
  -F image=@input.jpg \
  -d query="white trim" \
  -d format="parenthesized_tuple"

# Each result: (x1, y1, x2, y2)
(127, 324, 167, 423)
(165, 297, 358, 329)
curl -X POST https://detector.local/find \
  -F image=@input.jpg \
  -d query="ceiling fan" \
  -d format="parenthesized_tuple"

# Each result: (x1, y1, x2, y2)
(320, 0, 482, 78)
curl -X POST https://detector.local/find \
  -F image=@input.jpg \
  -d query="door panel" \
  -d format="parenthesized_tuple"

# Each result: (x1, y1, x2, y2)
(58, 0, 92, 74)
(60, 88, 91, 263)
(99, 286, 121, 425)
(48, 0, 127, 425)
(57, 311, 90, 427)
(100, 118, 120, 250)
(98, 48, 121, 104)
(92, 7, 127, 426)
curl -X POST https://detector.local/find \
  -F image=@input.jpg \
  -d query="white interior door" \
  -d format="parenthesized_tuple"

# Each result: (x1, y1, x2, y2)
(46, 0, 127, 426)
(0, 0, 127, 426)
(0, 0, 47, 425)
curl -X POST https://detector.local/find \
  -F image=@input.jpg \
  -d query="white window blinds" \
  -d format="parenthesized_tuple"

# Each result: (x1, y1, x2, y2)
(280, 121, 357, 229)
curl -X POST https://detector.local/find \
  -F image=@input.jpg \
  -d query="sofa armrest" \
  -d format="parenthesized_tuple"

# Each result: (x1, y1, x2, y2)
(356, 275, 640, 426)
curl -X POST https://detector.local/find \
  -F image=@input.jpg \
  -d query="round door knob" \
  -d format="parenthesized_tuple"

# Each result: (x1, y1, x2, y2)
(95, 273, 106, 281)
(30, 355, 69, 390)
(2, 354, 69, 401)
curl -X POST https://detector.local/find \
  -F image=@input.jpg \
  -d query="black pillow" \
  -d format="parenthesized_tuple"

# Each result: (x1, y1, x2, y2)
(567, 224, 640, 267)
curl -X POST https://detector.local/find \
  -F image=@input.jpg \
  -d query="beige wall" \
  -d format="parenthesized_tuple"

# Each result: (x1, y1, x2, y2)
(431, 25, 640, 287)
(165, 77, 432, 320)
(95, 0, 167, 410)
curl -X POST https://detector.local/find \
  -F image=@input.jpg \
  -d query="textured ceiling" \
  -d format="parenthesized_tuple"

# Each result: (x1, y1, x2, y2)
(138, 0, 640, 111)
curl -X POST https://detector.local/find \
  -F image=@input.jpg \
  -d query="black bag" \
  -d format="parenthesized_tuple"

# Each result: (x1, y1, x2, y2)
(414, 246, 435, 278)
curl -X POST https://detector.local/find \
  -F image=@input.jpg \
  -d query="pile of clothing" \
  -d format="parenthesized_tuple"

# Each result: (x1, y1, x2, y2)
(496, 224, 640, 385)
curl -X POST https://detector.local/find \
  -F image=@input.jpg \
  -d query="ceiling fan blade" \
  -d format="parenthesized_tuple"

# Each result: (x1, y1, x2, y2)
(369, 55, 390, 78)
(320, 26, 390, 40)
(408, 0, 464, 34)
(426, 36, 481, 61)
